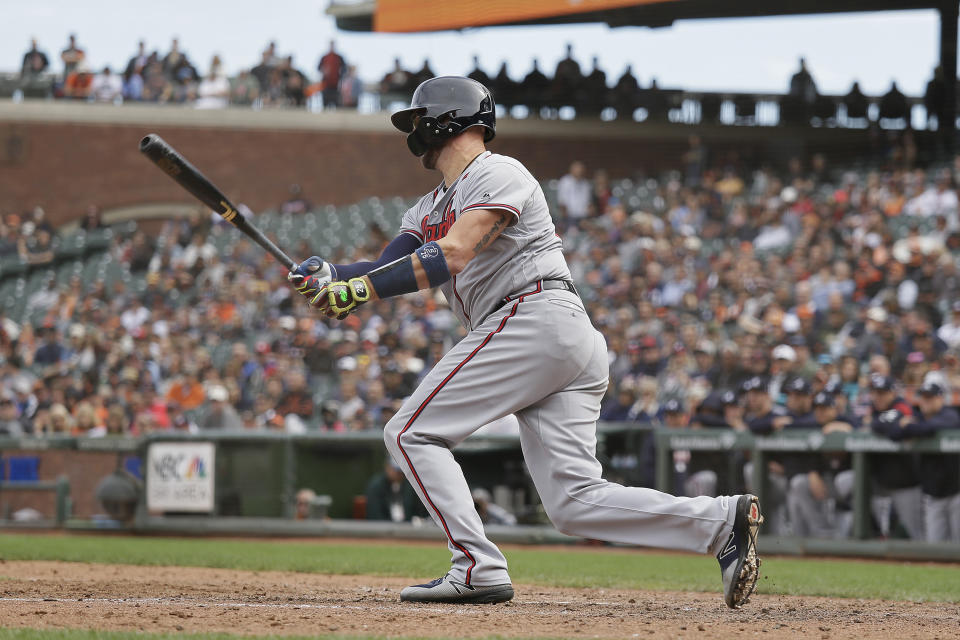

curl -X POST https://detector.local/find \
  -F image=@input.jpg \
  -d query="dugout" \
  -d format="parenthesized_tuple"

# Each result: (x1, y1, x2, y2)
(4, 427, 960, 561)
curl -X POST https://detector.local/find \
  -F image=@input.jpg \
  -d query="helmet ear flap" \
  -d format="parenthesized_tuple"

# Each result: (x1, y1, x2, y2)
(406, 129, 430, 157)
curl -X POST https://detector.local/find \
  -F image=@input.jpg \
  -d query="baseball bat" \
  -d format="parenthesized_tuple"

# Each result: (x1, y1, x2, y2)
(138, 133, 296, 271)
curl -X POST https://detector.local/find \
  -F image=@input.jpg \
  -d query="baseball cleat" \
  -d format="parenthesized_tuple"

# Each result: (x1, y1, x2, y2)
(717, 494, 763, 609)
(400, 574, 514, 604)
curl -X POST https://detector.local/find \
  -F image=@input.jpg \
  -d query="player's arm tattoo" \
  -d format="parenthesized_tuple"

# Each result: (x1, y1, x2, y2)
(473, 211, 510, 255)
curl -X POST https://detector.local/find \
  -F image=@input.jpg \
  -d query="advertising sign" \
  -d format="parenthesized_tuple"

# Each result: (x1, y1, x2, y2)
(146, 442, 215, 512)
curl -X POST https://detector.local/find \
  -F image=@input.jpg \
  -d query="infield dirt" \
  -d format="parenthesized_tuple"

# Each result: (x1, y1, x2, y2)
(0, 561, 957, 639)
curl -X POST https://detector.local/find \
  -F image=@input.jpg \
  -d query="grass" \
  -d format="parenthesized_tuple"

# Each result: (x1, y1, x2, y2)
(0, 533, 958, 602)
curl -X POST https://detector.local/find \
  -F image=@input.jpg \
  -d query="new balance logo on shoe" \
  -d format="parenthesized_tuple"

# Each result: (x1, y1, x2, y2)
(718, 534, 738, 561)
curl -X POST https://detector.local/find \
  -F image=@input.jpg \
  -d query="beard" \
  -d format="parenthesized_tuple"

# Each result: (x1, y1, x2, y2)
(420, 146, 441, 170)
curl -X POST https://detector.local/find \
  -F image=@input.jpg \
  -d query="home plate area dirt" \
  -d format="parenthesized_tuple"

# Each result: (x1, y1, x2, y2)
(0, 562, 957, 639)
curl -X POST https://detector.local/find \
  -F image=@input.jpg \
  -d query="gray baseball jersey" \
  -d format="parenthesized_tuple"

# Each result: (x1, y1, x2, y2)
(399, 151, 570, 329)
(384, 151, 742, 587)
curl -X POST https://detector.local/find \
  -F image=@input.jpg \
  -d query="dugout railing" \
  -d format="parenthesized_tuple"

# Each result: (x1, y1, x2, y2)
(2, 426, 959, 552)
(654, 428, 960, 541)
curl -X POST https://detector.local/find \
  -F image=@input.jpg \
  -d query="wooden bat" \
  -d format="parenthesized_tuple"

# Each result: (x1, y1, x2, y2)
(139, 133, 296, 270)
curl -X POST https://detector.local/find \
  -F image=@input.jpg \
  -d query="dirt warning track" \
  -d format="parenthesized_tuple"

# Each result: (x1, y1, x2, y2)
(0, 561, 957, 639)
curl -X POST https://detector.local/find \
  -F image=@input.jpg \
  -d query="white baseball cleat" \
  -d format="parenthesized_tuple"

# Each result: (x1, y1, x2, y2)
(717, 494, 763, 608)
(400, 573, 514, 604)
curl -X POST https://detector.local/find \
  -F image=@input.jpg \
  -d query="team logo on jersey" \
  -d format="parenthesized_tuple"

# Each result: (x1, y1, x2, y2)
(421, 193, 457, 242)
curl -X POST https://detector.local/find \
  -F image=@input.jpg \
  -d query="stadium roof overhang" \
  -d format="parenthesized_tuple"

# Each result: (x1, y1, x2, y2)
(327, 0, 942, 33)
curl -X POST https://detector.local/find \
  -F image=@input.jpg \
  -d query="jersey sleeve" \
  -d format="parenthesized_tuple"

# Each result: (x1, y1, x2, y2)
(398, 200, 426, 243)
(459, 161, 536, 225)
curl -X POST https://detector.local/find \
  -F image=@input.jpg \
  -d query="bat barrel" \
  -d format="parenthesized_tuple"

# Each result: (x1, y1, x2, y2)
(138, 133, 297, 271)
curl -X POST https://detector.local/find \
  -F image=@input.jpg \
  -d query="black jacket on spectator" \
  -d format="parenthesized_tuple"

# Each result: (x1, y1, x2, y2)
(783, 411, 820, 480)
(887, 406, 960, 498)
(746, 406, 789, 435)
(869, 398, 920, 490)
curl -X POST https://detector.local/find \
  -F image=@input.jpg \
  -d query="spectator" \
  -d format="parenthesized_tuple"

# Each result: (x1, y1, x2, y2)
(924, 66, 946, 129)
(879, 81, 909, 123)
(0, 392, 24, 436)
(123, 40, 149, 82)
(663, 398, 720, 497)
(557, 161, 592, 224)
(786, 391, 855, 538)
(552, 43, 582, 109)
(472, 487, 517, 525)
(21, 38, 49, 79)
(895, 382, 960, 542)
(581, 56, 609, 117)
(123, 62, 145, 101)
(276, 370, 313, 429)
(600, 381, 637, 421)
(196, 55, 230, 109)
(251, 50, 275, 91)
(280, 184, 312, 215)
(62, 63, 93, 100)
(742, 376, 789, 532)
(318, 40, 346, 108)
(338, 65, 362, 109)
(379, 58, 411, 100)
(365, 460, 424, 522)
(318, 400, 345, 432)
(411, 59, 435, 87)
(466, 55, 491, 87)
(281, 56, 307, 107)
(165, 368, 205, 411)
(844, 81, 869, 121)
(682, 136, 707, 187)
(612, 64, 639, 119)
(60, 34, 85, 78)
(642, 78, 669, 122)
(866, 374, 924, 540)
(295, 488, 318, 520)
(90, 66, 122, 103)
(521, 60, 550, 117)
(492, 62, 518, 112)
(161, 38, 186, 80)
(198, 384, 243, 430)
(784, 57, 817, 125)
(789, 57, 817, 102)
(230, 69, 260, 105)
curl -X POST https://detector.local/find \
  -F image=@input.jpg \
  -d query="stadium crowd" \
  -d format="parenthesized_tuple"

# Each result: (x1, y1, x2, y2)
(2, 140, 960, 540)
(13, 36, 939, 127)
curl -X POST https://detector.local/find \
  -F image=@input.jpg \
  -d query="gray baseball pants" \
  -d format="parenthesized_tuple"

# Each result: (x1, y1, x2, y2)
(923, 493, 960, 543)
(383, 289, 739, 586)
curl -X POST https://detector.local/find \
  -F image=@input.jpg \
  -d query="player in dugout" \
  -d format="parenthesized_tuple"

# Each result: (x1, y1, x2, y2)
(287, 76, 763, 607)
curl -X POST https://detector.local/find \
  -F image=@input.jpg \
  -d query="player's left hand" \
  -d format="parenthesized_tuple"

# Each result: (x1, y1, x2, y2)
(323, 278, 371, 319)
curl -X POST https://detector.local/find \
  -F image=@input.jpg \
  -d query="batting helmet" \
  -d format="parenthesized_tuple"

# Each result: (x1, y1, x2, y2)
(391, 76, 496, 157)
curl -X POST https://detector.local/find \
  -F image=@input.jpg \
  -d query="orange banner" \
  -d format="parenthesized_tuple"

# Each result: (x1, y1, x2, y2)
(375, 0, 670, 33)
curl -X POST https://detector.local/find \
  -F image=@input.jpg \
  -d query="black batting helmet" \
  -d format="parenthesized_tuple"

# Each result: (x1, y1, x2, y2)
(391, 76, 495, 157)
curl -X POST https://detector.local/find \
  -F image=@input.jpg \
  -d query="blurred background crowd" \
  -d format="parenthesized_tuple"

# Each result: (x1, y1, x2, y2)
(8, 35, 949, 129)
(2, 123, 960, 538)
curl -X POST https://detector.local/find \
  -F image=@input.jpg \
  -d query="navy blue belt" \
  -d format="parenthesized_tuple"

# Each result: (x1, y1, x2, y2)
(492, 279, 579, 313)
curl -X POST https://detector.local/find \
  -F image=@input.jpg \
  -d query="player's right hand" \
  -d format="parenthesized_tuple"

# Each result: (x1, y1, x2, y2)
(288, 256, 334, 308)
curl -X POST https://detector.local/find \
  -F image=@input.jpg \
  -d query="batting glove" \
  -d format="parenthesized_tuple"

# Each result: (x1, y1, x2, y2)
(324, 278, 371, 319)
(288, 256, 335, 305)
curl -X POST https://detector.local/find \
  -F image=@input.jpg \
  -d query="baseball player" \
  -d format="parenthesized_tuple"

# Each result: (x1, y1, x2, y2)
(288, 76, 762, 607)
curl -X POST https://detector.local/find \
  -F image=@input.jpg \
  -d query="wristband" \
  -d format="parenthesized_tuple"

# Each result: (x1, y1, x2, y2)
(415, 241, 452, 288)
(367, 254, 418, 299)
(349, 277, 370, 303)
